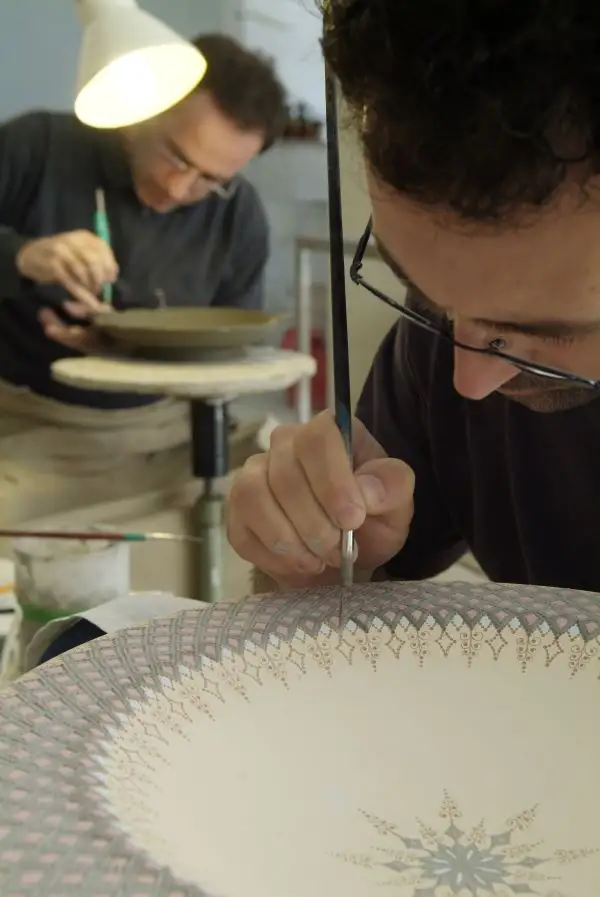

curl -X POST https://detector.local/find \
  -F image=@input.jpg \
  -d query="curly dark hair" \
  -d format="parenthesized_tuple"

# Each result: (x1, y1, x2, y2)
(320, 1, 600, 221)
(191, 34, 287, 152)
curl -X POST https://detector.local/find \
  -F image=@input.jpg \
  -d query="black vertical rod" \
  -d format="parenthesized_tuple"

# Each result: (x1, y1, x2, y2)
(323, 14, 355, 609)
(190, 399, 228, 480)
(323, 44, 352, 450)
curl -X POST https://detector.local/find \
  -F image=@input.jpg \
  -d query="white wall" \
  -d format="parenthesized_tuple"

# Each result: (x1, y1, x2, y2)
(237, 0, 328, 315)
(240, 0, 324, 118)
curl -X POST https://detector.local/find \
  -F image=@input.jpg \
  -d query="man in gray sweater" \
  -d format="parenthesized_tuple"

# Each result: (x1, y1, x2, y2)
(0, 34, 286, 525)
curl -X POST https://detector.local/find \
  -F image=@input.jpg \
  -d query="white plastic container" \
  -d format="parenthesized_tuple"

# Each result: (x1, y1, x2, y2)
(0, 558, 20, 683)
(14, 526, 130, 654)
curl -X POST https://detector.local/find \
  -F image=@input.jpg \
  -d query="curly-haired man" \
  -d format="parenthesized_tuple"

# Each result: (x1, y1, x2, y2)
(229, 1, 600, 595)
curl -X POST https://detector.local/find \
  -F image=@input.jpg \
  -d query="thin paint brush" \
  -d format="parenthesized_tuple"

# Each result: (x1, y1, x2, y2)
(95, 187, 113, 305)
(323, 25, 354, 628)
(0, 529, 203, 545)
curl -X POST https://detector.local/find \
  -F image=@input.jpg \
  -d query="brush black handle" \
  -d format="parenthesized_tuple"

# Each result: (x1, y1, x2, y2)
(324, 18, 355, 606)
(324, 60, 352, 452)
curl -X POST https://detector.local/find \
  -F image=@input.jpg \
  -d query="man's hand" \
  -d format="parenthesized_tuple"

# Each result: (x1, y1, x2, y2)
(37, 308, 108, 354)
(227, 411, 415, 589)
(16, 230, 118, 314)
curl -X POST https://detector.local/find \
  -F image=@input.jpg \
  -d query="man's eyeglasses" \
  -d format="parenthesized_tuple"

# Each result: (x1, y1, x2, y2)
(349, 219, 600, 391)
(156, 141, 237, 199)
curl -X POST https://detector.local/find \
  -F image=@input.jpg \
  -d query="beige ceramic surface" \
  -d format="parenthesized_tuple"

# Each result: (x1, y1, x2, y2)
(95, 308, 282, 350)
(1, 582, 600, 897)
(52, 348, 316, 399)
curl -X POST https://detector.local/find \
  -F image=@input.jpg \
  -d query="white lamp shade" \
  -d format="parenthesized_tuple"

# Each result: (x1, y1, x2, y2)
(74, 1, 207, 129)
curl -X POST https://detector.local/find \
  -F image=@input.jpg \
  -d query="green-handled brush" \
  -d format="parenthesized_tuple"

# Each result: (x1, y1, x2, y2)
(0, 529, 203, 544)
(95, 187, 113, 305)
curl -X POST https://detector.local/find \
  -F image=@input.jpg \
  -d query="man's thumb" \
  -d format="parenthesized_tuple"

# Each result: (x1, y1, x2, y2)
(355, 456, 415, 517)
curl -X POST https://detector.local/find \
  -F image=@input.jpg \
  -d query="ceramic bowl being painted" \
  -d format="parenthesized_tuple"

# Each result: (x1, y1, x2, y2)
(1, 581, 599, 896)
(94, 307, 282, 353)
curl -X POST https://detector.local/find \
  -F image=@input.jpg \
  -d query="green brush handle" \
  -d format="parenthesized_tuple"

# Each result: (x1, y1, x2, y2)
(94, 209, 113, 304)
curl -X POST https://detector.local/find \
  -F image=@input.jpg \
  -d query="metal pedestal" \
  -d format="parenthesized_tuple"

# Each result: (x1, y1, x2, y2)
(190, 399, 228, 604)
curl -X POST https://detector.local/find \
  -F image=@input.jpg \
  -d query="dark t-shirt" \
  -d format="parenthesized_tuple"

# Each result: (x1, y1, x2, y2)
(0, 111, 269, 408)
(356, 314, 600, 591)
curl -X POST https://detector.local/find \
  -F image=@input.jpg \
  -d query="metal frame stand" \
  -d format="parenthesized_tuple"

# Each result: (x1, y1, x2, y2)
(189, 398, 228, 604)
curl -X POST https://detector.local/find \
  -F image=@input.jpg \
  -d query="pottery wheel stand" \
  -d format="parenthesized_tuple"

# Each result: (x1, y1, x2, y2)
(52, 349, 316, 604)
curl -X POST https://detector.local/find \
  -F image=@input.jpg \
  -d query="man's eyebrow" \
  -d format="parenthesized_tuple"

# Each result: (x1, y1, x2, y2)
(373, 233, 600, 339)
(164, 138, 195, 167)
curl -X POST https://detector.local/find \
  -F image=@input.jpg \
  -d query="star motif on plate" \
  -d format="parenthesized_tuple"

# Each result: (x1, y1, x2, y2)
(336, 793, 597, 895)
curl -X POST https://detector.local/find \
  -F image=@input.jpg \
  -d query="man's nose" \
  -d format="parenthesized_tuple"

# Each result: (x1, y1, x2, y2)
(165, 170, 197, 202)
(453, 345, 517, 399)
(451, 319, 519, 399)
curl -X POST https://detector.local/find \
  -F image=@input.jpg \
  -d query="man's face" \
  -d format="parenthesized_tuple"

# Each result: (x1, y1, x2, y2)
(125, 90, 264, 213)
(369, 170, 600, 412)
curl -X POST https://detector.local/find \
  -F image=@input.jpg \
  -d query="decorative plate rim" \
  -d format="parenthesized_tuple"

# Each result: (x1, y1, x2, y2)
(1, 580, 600, 897)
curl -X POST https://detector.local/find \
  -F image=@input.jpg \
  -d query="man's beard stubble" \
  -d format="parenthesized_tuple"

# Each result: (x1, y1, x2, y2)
(498, 372, 599, 412)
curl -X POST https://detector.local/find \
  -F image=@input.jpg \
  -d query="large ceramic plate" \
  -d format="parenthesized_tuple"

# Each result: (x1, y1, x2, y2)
(1, 581, 600, 897)
(95, 308, 282, 352)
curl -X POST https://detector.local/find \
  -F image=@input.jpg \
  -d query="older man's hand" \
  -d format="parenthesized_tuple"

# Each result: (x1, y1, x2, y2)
(37, 308, 112, 354)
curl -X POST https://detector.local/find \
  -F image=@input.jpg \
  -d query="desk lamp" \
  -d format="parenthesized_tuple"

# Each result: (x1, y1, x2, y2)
(74, 0, 207, 128)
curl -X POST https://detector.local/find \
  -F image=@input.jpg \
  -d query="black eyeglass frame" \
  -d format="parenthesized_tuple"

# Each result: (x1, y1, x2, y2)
(349, 218, 600, 391)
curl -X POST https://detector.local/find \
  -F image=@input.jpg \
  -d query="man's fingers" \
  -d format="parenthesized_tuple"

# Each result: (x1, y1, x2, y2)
(226, 411, 416, 590)
(38, 308, 93, 351)
(16, 231, 119, 294)
(59, 274, 106, 312)
(352, 416, 388, 467)
(267, 445, 341, 560)
(52, 237, 117, 299)
(70, 241, 118, 292)
(37, 307, 62, 331)
(352, 456, 415, 565)
(52, 250, 91, 293)
(61, 300, 92, 319)
(292, 412, 366, 531)
(228, 526, 326, 587)
(281, 412, 390, 535)
(227, 456, 327, 575)
(46, 324, 90, 350)
(355, 456, 415, 519)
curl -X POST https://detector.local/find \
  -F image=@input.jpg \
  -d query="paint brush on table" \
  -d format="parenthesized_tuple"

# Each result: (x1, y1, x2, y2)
(0, 529, 204, 545)
(94, 187, 113, 305)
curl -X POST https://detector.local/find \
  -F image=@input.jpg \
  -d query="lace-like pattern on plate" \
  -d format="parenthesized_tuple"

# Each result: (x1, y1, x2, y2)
(0, 581, 599, 896)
